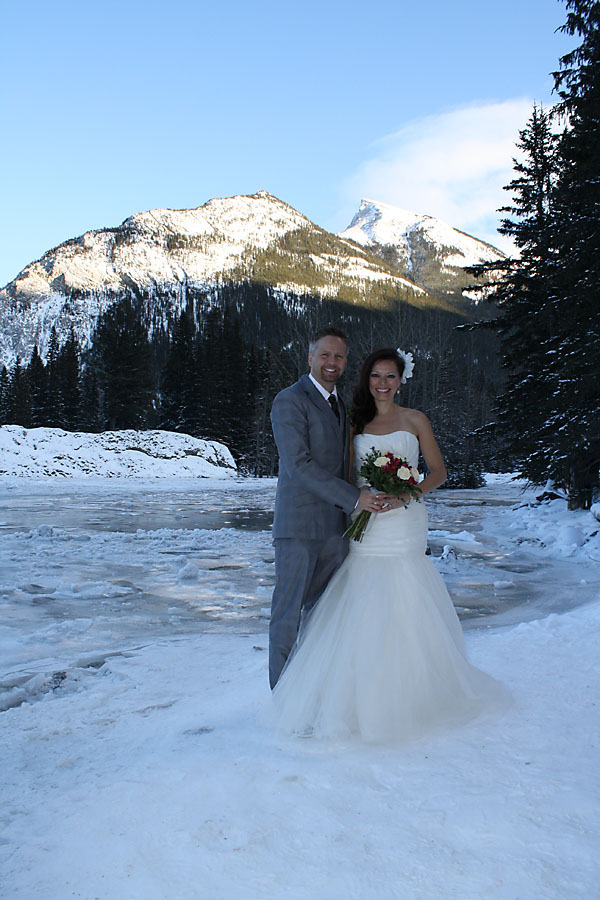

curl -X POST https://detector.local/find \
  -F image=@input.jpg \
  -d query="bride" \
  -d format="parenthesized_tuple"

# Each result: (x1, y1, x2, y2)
(272, 347, 509, 743)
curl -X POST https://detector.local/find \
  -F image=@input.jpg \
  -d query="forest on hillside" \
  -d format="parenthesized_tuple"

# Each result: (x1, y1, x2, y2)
(0, 282, 502, 487)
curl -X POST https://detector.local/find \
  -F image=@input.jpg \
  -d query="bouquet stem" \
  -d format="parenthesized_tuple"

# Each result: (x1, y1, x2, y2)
(344, 510, 371, 542)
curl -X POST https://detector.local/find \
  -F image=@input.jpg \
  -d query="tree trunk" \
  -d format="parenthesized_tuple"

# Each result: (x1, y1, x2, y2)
(567, 455, 597, 510)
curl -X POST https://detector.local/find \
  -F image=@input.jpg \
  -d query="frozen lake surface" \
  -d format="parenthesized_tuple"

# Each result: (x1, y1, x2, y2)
(1, 476, 597, 687)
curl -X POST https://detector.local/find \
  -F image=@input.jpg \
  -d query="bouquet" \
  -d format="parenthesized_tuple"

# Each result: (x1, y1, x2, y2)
(345, 447, 422, 542)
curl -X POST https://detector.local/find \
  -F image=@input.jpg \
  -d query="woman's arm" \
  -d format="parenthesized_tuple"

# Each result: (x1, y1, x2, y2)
(413, 411, 447, 496)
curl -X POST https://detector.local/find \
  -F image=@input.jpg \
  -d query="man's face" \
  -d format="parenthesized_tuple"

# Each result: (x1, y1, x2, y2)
(308, 336, 348, 391)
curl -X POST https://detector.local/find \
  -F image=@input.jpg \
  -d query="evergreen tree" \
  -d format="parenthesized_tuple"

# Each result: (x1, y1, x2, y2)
(220, 305, 251, 457)
(44, 326, 63, 426)
(535, 0, 600, 508)
(169, 303, 254, 461)
(433, 344, 486, 489)
(91, 298, 156, 429)
(244, 344, 283, 476)
(159, 309, 197, 433)
(467, 104, 560, 479)
(10, 357, 31, 426)
(79, 367, 101, 432)
(27, 345, 48, 427)
(193, 307, 229, 445)
(0, 366, 11, 424)
(55, 328, 81, 429)
(468, 1, 600, 507)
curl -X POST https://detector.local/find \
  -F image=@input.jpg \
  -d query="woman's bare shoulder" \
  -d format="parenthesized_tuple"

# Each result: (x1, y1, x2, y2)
(400, 408, 431, 431)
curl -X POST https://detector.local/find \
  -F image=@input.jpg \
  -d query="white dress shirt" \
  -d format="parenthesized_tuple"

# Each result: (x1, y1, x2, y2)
(308, 373, 339, 402)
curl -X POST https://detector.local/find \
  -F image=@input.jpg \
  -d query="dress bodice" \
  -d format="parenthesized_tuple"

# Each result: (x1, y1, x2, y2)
(349, 429, 426, 556)
(353, 430, 419, 486)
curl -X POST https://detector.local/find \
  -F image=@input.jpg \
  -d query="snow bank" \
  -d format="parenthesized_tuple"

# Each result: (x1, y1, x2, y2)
(0, 425, 236, 478)
(481, 473, 600, 562)
(508, 495, 600, 562)
(483, 471, 525, 486)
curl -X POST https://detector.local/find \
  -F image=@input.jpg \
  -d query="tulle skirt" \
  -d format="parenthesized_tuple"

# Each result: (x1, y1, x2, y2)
(272, 502, 509, 744)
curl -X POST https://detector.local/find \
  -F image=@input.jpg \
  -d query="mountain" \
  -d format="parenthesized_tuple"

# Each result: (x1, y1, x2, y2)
(0, 191, 438, 369)
(338, 199, 505, 299)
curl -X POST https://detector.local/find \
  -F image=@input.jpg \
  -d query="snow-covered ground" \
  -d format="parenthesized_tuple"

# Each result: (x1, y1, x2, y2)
(1, 473, 599, 899)
(0, 426, 236, 478)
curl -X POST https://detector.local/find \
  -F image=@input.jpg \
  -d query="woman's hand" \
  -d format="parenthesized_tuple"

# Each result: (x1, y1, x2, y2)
(380, 492, 411, 511)
(357, 487, 389, 512)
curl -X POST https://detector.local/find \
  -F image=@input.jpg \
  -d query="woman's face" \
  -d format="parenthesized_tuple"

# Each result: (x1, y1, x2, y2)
(369, 359, 401, 400)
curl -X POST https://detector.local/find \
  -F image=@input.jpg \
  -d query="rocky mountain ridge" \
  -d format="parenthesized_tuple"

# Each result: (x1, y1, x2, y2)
(0, 191, 504, 368)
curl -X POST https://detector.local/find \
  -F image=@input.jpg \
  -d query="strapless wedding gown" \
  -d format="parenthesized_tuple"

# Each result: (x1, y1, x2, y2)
(272, 430, 509, 743)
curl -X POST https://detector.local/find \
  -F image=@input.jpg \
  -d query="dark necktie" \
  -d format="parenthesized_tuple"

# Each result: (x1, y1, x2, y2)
(328, 394, 340, 423)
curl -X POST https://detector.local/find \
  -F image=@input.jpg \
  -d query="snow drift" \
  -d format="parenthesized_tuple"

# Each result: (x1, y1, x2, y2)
(0, 425, 236, 478)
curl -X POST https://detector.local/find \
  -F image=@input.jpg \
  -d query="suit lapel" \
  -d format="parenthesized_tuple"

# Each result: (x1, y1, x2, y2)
(300, 375, 328, 415)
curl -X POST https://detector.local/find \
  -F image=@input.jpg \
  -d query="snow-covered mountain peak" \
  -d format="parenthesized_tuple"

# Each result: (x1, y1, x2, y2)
(112, 191, 311, 252)
(340, 198, 504, 271)
(346, 199, 424, 244)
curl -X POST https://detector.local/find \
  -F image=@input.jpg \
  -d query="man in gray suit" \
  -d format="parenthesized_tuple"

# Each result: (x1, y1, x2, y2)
(269, 326, 386, 688)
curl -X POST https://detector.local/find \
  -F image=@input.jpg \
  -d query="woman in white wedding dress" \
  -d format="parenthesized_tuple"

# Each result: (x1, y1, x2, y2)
(272, 348, 509, 743)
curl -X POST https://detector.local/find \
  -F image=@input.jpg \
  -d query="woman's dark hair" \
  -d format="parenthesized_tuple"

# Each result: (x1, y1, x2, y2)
(351, 348, 405, 434)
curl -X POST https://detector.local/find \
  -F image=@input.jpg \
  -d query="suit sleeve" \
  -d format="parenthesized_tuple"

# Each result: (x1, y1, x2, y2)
(271, 390, 360, 514)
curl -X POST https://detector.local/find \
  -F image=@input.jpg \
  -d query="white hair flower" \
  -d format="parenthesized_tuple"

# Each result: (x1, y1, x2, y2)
(396, 349, 414, 384)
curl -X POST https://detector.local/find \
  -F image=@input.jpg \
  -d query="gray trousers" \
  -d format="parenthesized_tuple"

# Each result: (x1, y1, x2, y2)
(269, 534, 348, 689)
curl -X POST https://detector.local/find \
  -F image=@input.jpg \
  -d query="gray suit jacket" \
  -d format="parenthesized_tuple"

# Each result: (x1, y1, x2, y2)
(271, 374, 360, 539)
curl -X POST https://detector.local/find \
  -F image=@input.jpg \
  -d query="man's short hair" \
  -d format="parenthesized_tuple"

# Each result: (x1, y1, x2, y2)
(309, 326, 349, 353)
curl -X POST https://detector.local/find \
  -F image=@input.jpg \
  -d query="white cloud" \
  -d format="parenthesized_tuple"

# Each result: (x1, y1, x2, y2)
(337, 99, 534, 252)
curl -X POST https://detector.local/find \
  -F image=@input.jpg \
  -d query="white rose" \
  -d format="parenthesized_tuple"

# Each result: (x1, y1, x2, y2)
(374, 457, 389, 468)
(397, 466, 411, 480)
(410, 467, 419, 480)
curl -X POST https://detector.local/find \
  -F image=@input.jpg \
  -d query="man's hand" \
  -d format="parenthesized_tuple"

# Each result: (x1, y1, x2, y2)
(356, 487, 390, 512)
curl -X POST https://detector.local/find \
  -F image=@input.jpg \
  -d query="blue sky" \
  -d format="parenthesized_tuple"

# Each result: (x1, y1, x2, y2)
(0, 0, 576, 286)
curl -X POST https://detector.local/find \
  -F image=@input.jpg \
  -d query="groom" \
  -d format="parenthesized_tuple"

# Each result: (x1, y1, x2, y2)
(269, 326, 385, 688)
